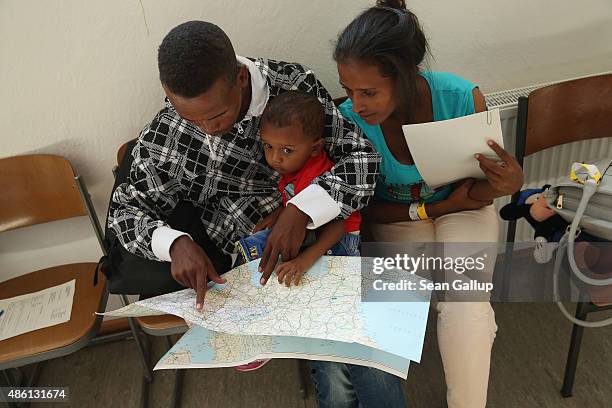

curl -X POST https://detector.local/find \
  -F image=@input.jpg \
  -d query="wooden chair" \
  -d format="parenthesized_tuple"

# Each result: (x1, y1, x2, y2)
(0, 154, 108, 404)
(501, 73, 612, 397)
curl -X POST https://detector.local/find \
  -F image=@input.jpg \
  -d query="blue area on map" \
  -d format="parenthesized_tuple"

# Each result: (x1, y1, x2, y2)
(359, 301, 429, 362)
(162, 325, 411, 377)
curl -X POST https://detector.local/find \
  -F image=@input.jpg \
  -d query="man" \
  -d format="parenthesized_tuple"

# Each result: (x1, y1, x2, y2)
(107, 21, 380, 310)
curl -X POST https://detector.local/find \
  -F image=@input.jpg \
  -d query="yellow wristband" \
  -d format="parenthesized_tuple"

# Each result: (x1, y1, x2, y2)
(417, 202, 428, 220)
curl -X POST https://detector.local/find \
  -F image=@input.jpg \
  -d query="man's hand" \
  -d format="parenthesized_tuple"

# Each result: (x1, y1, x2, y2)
(169, 235, 226, 310)
(259, 204, 309, 285)
(253, 206, 283, 233)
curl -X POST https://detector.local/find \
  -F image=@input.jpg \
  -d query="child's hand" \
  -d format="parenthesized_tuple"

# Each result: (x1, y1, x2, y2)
(275, 258, 308, 287)
(253, 207, 283, 233)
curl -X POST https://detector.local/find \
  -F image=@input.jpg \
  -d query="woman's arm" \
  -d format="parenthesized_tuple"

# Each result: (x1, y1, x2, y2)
(362, 179, 492, 224)
(363, 88, 521, 225)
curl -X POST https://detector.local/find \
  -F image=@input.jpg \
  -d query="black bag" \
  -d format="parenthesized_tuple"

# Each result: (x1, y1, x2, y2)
(97, 140, 231, 295)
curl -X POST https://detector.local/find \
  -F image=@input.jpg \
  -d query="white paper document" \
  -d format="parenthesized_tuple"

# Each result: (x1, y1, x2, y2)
(0, 280, 75, 341)
(402, 108, 504, 189)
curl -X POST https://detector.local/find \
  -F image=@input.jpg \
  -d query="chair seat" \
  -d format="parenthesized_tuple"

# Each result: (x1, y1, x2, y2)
(0, 263, 106, 367)
(136, 314, 187, 335)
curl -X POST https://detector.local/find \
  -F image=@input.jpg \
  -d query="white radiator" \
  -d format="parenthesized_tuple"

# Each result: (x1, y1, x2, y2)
(484, 72, 612, 242)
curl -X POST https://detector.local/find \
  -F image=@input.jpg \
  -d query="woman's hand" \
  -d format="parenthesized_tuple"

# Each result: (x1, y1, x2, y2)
(475, 140, 524, 196)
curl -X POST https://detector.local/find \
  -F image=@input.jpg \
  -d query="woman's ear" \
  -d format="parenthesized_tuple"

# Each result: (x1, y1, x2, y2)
(311, 138, 325, 156)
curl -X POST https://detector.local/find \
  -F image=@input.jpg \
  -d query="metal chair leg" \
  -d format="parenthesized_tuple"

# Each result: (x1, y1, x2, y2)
(25, 363, 41, 388)
(1, 370, 19, 408)
(135, 327, 153, 408)
(2, 369, 15, 387)
(561, 300, 590, 397)
(170, 369, 185, 408)
(130, 317, 153, 382)
(140, 372, 151, 408)
(166, 336, 184, 408)
(499, 240, 515, 301)
(297, 360, 308, 400)
(121, 295, 153, 382)
(120, 295, 153, 408)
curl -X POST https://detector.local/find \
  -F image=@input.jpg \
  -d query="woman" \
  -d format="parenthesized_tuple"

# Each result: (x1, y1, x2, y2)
(332, 1, 524, 407)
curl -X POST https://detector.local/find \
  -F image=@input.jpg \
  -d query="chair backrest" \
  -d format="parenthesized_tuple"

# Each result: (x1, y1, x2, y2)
(506, 73, 612, 246)
(0, 154, 88, 232)
(516, 73, 612, 162)
(112, 139, 137, 180)
(116, 140, 135, 167)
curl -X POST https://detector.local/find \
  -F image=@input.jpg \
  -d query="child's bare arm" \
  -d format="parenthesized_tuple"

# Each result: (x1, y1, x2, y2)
(275, 220, 345, 286)
(297, 220, 345, 268)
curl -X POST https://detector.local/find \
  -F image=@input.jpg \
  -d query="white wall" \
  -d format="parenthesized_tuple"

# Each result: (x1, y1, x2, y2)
(1, 0, 611, 298)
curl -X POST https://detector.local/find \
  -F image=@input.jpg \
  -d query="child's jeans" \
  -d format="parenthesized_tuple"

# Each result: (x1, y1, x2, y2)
(234, 228, 406, 408)
(235, 228, 360, 265)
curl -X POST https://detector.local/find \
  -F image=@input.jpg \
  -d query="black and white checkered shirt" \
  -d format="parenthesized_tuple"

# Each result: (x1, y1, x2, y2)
(108, 58, 380, 260)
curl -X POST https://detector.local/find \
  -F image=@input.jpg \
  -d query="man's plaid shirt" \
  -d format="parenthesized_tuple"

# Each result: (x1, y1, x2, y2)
(108, 58, 381, 260)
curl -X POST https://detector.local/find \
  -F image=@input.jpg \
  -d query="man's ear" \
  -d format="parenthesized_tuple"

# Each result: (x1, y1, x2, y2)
(311, 138, 325, 156)
(236, 65, 249, 88)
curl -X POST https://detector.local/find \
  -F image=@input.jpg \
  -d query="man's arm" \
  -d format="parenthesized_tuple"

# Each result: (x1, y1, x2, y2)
(108, 120, 185, 261)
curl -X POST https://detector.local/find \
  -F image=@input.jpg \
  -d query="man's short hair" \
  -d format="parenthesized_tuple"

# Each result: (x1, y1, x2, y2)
(158, 21, 238, 97)
(261, 91, 326, 139)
